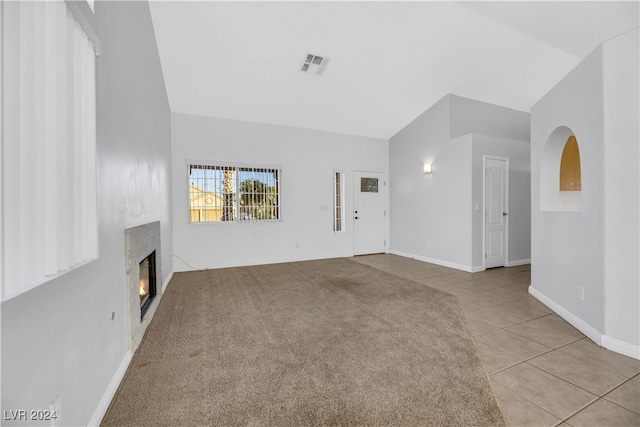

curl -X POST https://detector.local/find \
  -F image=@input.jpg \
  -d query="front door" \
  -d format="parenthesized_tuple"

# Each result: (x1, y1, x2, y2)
(485, 158, 508, 268)
(353, 171, 385, 255)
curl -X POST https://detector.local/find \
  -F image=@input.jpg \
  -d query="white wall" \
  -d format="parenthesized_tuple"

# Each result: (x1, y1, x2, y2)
(389, 96, 452, 263)
(390, 94, 530, 272)
(531, 46, 606, 341)
(1, 2, 173, 425)
(530, 29, 639, 358)
(171, 113, 389, 271)
(429, 133, 473, 268)
(602, 29, 639, 351)
(450, 95, 530, 142)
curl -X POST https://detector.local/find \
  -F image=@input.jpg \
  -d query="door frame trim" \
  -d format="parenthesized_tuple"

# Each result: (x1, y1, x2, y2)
(482, 156, 509, 270)
(352, 169, 388, 256)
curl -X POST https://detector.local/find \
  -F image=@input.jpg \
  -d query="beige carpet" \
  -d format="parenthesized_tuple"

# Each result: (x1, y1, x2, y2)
(102, 258, 505, 426)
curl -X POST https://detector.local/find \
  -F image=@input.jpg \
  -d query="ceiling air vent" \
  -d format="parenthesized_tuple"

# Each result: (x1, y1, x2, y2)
(300, 53, 329, 75)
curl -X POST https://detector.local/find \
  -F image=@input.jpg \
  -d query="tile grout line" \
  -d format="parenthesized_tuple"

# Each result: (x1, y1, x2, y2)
(499, 324, 584, 350)
(490, 367, 564, 424)
(557, 395, 632, 426)
(600, 376, 640, 415)
(492, 361, 599, 424)
(488, 343, 635, 425)
(553, 340, 640, 379)
(467, 309, 552, 334)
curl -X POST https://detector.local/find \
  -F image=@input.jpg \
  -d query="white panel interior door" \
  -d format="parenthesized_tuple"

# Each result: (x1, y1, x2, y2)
(485, 158, 508, 268)
(353, 171, 385, 255)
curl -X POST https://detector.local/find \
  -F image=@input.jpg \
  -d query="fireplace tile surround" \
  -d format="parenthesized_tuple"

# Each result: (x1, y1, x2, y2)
(125, 221, 162, 352)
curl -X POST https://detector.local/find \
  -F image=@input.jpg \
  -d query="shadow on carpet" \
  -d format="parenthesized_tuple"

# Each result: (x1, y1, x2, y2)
(102, 258, 505, 426)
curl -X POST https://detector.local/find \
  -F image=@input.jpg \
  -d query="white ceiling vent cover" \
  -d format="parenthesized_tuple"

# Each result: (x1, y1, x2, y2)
(300, 53, 329, 75)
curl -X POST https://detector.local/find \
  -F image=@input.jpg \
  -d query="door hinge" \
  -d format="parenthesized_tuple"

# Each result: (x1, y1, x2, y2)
(485, 253, 487, 259)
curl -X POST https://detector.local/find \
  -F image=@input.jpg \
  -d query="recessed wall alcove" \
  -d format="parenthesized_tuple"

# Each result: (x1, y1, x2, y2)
(540, 126, 582, 211)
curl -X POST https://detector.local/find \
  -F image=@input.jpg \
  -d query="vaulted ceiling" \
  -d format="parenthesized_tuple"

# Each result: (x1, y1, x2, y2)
(149, 1, 639, 139)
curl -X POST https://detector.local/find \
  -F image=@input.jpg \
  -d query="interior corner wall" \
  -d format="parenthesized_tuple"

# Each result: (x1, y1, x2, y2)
(532, 30, 640, 358)
(449, 94, 531, 143)
(470, 135, 531, 269)
(1, 2, 173, 425)
(389, 96, 472, 269)
(389, 94, 530, 272)
(531, 44, 608, 344)
(602, 29, 639, 350)
(170, 113, 389, 271)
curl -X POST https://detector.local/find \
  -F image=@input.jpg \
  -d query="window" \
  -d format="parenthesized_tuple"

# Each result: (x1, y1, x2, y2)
(541, 127, 581, 212)
(188, 164, 280, 223)
(333, 172, 345, 232)
(560, 136, 581, 191)
(360, 177, 379, 193)
(558, 135, 582, 211)
(2, 0, 98, 300)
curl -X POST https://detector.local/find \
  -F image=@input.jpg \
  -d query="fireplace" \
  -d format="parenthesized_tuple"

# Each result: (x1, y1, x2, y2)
(125, 221, 162, 351)
(139, 251, 156, 319)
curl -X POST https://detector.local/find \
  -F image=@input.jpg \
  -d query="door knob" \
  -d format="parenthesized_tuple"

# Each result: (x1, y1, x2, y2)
(502, 212, 508, 216)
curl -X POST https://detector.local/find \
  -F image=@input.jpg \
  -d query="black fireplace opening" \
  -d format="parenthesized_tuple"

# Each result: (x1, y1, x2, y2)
(139, 251, 157, 320)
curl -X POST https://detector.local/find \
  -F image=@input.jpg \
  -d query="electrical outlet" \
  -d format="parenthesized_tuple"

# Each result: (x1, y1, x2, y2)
(579, 286, 585, 301)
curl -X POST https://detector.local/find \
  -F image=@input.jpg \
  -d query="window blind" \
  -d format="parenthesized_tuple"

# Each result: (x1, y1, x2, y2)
(2, 0, 97, 300)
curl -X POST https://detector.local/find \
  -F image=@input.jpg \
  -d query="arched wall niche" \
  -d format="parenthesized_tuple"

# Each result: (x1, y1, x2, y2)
(540, 126, 582, 211)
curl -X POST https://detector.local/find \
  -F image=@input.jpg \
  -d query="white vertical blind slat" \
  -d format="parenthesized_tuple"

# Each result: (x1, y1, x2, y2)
(84, 39, 98, 258)
(43, 1, 61, 275)
(65, 9, 76, 268)
(71, 16, 82, 266)
(80, 35, 90, 258)
(18, 2, 38, 286)
(2, 2, 21, 294)
(1, 1, 3, 294)
(56, 2, 70, 271)
(35, 3, 47, 282)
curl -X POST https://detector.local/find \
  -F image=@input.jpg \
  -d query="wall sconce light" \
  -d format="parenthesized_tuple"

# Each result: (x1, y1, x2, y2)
(423, 163, 432, 174)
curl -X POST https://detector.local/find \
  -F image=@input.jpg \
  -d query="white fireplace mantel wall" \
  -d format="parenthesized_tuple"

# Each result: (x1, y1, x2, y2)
(125, 221, 163, 351)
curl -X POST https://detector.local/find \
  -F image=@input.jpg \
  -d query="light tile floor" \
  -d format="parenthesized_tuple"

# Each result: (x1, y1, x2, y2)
(353, 254, 640, 427)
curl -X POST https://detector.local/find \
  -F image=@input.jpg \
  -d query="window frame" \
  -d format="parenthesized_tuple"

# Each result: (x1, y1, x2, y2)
(333, 170, 345, 232)
(186, 161, 282, 224)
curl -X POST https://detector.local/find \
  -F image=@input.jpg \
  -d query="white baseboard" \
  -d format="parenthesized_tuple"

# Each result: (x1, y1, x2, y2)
(528, 286, 603, 346)
(162, 269, 174, 293)
(529, 284, 639, 361)
(507, 258, 531, 267)
(389, 250, 475, 273)
(87, 350, 133, 426)
(602, 335, 640, 360)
